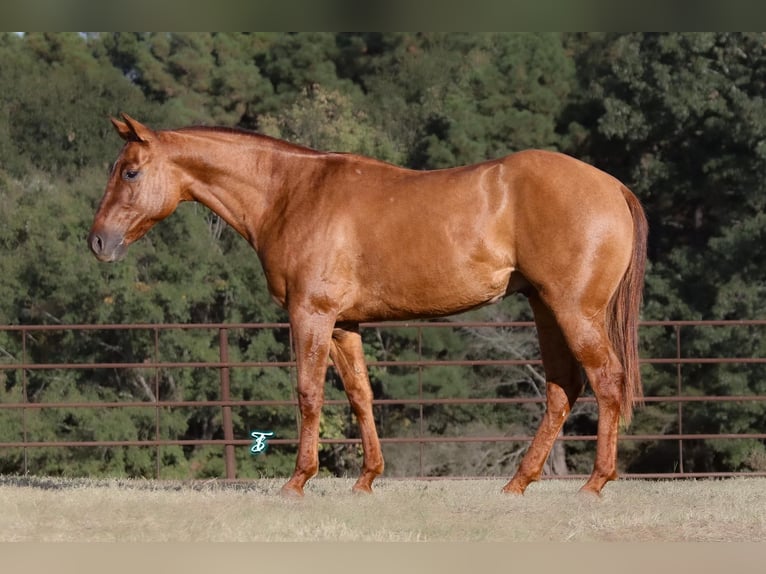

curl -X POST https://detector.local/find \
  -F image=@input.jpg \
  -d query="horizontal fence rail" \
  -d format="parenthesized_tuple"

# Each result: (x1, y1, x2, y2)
(1, 320, 765, 481)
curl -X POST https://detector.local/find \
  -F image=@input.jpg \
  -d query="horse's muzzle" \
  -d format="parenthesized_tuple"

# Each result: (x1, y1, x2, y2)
(88, 228, 127, 262)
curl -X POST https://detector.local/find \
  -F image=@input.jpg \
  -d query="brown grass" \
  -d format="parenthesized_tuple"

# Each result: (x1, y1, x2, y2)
(0, 475, 764, 542)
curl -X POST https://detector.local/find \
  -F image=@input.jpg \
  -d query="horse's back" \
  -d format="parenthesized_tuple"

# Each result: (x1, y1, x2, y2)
(325, 148, 630, 218)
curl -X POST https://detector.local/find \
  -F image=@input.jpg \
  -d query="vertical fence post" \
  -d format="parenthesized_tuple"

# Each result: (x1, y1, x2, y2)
(676, 324, 684, 475)
(219, 327, 236, 480)
(154, 326, 161, 479)
(21, 328, 28, 475)
(418, 325, 424, 478)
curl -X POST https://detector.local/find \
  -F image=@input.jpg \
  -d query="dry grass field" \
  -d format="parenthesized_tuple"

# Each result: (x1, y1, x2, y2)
(0, 475, 764, 543)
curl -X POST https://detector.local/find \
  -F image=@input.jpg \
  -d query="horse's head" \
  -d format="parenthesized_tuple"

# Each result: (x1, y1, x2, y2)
(88, 114, 185, 262)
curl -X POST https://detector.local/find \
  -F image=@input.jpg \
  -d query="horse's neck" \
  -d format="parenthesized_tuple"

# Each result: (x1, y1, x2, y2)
(173, 129, 321, 247)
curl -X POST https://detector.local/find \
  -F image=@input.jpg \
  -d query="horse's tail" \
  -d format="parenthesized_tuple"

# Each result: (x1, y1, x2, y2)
(607, 186, 648, 426)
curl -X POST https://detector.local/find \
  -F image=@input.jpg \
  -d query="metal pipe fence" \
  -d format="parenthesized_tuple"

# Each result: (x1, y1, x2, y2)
(1, 320, 765, 480)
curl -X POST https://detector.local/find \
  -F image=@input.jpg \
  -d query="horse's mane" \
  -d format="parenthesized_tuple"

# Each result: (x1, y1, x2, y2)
(172, 124, 404, 169)
(175, 125, 323, 155)
(177, 124, 263, 138)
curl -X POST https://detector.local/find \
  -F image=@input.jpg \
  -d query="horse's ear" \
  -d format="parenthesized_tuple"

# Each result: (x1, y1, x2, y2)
(110, 116, 134, 141)
(111, 113, 154, 143)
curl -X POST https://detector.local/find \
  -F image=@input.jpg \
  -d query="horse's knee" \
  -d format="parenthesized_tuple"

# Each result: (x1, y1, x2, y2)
(346, 383, 373, 410)
(297, 388, 324, 417)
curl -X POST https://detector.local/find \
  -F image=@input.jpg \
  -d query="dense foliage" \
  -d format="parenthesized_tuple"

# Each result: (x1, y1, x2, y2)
(1, 32, 764, 479)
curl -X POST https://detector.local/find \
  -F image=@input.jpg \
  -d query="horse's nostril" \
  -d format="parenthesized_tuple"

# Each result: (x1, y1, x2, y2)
(89, 234, 104, 254)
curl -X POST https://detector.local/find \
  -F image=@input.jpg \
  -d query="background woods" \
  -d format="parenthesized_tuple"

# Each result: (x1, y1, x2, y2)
(0, 32, 765, 479)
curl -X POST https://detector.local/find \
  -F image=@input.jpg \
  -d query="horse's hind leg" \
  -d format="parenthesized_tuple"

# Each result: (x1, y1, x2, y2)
(503, 294, 583, 495)
(330, 325, 384, 493)
(552, 307, 625, 496)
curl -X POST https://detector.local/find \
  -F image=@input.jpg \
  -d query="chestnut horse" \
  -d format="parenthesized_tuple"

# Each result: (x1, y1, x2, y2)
(89, 114, 648, 497)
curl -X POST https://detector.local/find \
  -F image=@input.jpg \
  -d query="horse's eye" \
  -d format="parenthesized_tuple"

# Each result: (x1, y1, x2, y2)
(123, 169, 140, 181)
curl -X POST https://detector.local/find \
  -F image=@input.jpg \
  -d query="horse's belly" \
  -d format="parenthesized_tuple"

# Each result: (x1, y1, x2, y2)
(342, 264, 515, 322)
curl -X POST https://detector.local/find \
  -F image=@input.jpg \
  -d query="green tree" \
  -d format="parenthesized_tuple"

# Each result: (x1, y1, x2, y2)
(352, 33, 574, 168)
(259, 84, 403, 163)
(0, 33, 156, 180)
(97, 32, 274, 127)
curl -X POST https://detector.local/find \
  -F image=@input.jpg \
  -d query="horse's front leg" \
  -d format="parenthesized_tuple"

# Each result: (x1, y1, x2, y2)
(330, 325, 384, 493)
(280, 307, 336, 497)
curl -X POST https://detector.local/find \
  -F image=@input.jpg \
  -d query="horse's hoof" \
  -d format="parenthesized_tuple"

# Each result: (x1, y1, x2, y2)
(280, 484, 305, 498)
(352, 483, 373, 495)
(501, 482, 526, 495)
(577, 486, 602, 499)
